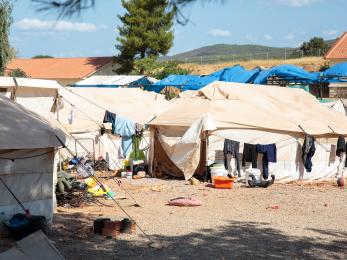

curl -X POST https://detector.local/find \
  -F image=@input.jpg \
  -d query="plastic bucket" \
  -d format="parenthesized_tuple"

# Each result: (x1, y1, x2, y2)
(210, 166, 227, 184)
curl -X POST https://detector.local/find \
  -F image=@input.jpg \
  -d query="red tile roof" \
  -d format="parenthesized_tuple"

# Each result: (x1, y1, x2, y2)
(325, 32, 347, 59)
(6, 57, 113, 79)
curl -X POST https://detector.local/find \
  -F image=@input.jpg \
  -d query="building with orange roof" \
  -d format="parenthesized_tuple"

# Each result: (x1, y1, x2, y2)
(325, 32, 347, 65)
(6, 56, 115, 86)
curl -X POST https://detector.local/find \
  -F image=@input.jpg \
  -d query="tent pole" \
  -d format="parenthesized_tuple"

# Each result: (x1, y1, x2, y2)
(56, 101, 62, 171)
(204, 131, 209, 182)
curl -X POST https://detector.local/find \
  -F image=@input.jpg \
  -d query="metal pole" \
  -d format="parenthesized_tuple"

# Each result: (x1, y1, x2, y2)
(285, 51, 287, 60)
(266, 52, 269, 62)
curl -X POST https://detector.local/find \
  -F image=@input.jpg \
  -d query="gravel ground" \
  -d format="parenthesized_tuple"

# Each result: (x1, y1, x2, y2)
(47, 178, 347, 260)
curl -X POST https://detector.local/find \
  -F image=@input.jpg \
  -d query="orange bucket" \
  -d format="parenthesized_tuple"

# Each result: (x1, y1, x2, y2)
(213, 176, 236, 189)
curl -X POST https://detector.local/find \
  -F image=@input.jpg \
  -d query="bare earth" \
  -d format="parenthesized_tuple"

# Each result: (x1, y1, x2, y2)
(46, 178, 347, 260)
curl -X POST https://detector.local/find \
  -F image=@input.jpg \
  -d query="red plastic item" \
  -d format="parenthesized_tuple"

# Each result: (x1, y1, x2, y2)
(213, 176, 235, 189)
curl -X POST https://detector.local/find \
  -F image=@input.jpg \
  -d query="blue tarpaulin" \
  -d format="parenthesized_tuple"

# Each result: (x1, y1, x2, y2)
(253, 64, 319, 84)
(150, 75, 218, 93)
(322, 62, 347, 82)
(209, 65, 261, 83)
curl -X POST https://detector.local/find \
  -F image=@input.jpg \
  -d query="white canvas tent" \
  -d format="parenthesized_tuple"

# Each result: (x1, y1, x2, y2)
(73, 75, 158, 87)
(0, 77, 60, 118)
(0, 77, 170, 170)
(0, 94, 66, 222)
(149, 81, 347, 181)
(55, 87, 171, 169)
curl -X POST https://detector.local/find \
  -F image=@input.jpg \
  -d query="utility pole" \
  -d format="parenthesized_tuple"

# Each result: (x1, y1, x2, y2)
(266, 52, 269, 62)
(285, 51, 287, 60)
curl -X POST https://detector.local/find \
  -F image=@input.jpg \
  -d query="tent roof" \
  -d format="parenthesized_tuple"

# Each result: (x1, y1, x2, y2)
(209, 65, 261, 83)
(253, 64, 319, 84)
(322, 62, 347, 79)
(0, 94, 66, 149)
(57, 87, 171, 132)
(151, 75, 217, 93)
(0, 77, 61, 90)
(73, 75, 157, 87)
(151, 81, 347, 135)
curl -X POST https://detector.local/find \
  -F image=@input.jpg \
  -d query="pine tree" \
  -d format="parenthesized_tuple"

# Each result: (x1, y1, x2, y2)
(115, 0, 174, 74)
(0, 0, 13, 76)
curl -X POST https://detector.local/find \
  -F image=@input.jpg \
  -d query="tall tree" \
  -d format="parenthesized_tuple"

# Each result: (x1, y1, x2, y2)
(115, 0, 174, 74)
(0, 0, 13, 76)
(300, 37, 328, 56)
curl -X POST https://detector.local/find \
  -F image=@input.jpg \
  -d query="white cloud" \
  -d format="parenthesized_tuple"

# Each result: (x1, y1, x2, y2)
(324, 30, 338, 36)
(208, 29, 231, 37)
(273, 0, 320, 7)
(264, 34, 273, 40)
(15, 18, 106, 32)
(285, 33, 295, 41)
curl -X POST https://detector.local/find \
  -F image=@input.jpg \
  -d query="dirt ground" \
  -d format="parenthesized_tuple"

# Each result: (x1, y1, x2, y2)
(44, 178, 347, 260)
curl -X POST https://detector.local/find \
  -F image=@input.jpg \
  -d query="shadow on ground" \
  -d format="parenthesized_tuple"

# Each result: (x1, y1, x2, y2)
(50, 213, 347, 260)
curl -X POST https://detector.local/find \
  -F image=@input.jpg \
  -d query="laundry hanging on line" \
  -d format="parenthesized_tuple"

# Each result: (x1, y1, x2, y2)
(103, 110, 136, 157)
(302, 135, 316, 172)
(242, 143, 257, 168)
(256, 144, 277, 180)
(336, 135, 347, 167)
(223, 139, 241, 177)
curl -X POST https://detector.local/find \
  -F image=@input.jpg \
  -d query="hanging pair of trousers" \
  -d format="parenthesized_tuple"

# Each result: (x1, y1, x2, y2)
(256, 144, 277, 180)
(223, 139, 241, 177)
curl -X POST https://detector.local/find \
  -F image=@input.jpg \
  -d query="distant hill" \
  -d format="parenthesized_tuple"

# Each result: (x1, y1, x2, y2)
(161, 39, 336, 64)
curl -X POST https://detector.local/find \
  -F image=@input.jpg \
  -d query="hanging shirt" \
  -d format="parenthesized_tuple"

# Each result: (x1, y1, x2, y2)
(336, 135, 346, 157)
(103, 110, 135, 157)
(302, 135, 316, 172)
(223, 139, 240, 177)
(256, 144, 277, 180)
(242, 143, 257, 168)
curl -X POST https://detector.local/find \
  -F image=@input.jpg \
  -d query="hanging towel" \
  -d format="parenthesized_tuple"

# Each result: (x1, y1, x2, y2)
(103, 110, 136, 156)
(256, 144, 277, 180)
(242, 143, 257, 168)
(336, 135, 346, 157)
(302, 135, 316, 172)
(223, 139, 240, 177)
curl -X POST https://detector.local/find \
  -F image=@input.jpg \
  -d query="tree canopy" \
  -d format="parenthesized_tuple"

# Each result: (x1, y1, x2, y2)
(299, 37, 329, 56)
(32, 55, 54, 59)
(0, 0, 13, 76)
(115, 0, 174, 74)
(31, 0, 220, 24)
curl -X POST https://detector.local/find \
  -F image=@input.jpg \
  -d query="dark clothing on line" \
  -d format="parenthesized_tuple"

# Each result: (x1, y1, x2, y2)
(223, 139, 241, 177)
(242, 143, 257, 168)
(302, 135, 316, 172)
(336, 135, 346, 157)
(256, 144, 277, 180)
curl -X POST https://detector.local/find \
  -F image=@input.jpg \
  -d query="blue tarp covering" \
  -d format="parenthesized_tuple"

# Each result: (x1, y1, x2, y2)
(253, 64, 319, 84)
(150, 75, 218, 93)
(209, 65, 261, 83)
(322, 62, 347, 82)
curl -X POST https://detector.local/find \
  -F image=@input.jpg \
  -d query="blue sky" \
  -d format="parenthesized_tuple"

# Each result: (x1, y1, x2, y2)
(10, 0, 347, 58)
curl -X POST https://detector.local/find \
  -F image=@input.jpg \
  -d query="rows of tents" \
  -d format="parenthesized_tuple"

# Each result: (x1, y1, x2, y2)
(1, 70, 347, 223)
(71, 62, 347, 94)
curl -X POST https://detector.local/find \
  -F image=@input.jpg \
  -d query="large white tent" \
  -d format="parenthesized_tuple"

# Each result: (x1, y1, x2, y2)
(0, 77, 171, 170)
(149, 81, 347, 182)
(0, 94, 66, 222)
